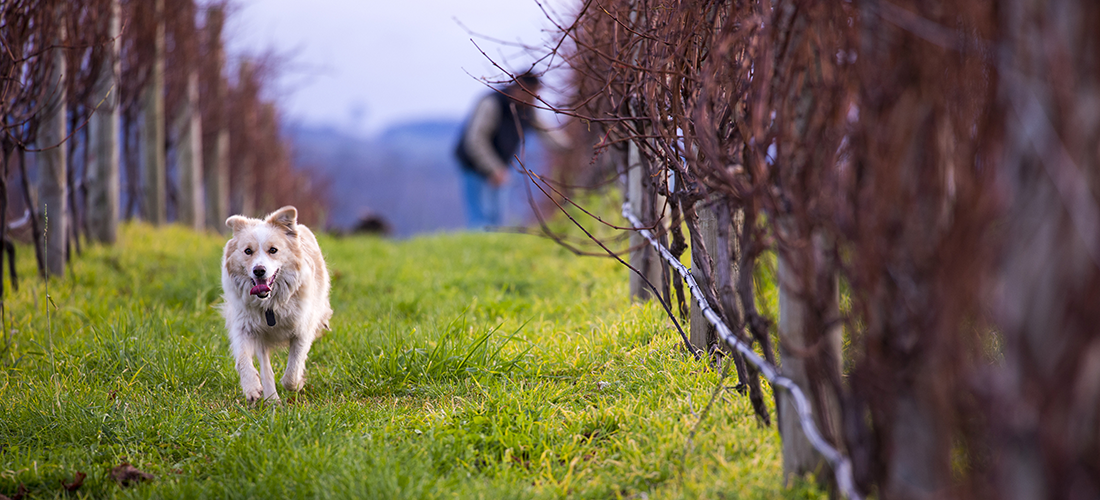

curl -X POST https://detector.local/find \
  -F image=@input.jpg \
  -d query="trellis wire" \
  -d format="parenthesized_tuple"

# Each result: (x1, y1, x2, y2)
(621, 201, 860, 500)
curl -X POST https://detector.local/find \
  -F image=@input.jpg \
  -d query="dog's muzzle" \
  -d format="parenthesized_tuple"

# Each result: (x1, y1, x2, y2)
(249, 267, 277, 299)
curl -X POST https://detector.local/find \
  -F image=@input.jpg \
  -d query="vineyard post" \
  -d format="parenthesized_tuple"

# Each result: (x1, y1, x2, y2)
(689, 197, 718, 350)
(690, 200, 747, 351)
(173, 70, 204, 230)
(140, 0, 167, 224)
(87, 0, 121, 244)
(777, 227, 843, 486)
(627, 140, 664, 301)
(37, 20, 68, 277)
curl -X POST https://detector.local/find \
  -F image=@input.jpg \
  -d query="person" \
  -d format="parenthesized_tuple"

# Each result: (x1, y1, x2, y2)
(454, 72, 566, 229)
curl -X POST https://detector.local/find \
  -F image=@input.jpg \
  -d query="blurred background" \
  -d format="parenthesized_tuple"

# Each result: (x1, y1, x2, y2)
(1, 0, 577, 243)
(228, 0, 573, 235)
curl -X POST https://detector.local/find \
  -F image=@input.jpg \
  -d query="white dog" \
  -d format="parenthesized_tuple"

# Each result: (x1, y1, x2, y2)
(220, 206, 332, 403)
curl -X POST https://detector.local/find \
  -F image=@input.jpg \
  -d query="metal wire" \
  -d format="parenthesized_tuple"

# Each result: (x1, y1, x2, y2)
(621, 202, 861, 500)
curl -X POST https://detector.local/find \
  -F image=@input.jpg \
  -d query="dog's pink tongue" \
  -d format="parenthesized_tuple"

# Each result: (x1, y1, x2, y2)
(249, 283, 271, 296)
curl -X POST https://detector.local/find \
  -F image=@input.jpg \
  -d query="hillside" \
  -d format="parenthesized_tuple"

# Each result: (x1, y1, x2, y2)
(0, 224, 822, 499)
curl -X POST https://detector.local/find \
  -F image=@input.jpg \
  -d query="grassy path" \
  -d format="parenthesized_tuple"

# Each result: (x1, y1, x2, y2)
(0, 224, 821, 499)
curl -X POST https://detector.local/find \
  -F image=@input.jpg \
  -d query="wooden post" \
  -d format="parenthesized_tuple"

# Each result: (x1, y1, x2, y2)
(37, 22, 68, 277)
(688, 197, 746, 350)
(627, 140, 664, 302)
(87, 0, 121, 244)
(624, 3, 664, 303)
(206, 127, 230, 227)
(141, 0, 167, 224)
(174, 71, 204, 230)
(777, 225, 842, 486)
(202, 5, 230, 231)
(689, 196, 719, 350)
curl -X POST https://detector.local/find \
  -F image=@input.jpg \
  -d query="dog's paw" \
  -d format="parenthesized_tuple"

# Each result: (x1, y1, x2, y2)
(245, 392, 282, 406)
(244, 388, 264, 404)
(281, 374, 305, 392)
(241, 377, 263, 401)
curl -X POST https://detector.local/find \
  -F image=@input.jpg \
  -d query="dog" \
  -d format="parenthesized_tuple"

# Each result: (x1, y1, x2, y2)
(220, 206, 332, 403)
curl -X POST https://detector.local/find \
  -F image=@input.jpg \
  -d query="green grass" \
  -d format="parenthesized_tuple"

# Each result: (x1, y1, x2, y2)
(0, 222, 823, 499)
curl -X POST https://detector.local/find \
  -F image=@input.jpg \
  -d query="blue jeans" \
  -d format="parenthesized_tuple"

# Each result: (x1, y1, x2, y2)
(461, 169, 503, 229)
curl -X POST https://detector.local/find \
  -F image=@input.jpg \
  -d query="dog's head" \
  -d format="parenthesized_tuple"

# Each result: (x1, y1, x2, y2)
(224, 206, 300, 301)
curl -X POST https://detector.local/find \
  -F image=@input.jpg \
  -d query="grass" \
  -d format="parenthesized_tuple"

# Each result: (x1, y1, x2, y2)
(0, 221, 823, 499)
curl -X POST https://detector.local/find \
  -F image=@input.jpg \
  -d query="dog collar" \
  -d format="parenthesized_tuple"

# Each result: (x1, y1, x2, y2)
(266, 309, 277, 326)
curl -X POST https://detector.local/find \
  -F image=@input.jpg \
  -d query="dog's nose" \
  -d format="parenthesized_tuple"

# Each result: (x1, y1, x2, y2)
(253, 266, 266, 278)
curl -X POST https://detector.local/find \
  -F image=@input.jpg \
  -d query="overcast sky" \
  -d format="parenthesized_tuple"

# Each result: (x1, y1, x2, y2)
(225, 0, 575, 136)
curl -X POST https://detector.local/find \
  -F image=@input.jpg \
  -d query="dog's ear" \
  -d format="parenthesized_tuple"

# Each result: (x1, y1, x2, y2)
(266, 206, 298, 237)
(225, 215, 251, 234)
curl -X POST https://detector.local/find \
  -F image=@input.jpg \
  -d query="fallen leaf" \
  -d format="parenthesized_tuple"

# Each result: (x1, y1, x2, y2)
(62, 471, 86, 491)
(2, 483, 28, 500)
(111, 462, 154, 487)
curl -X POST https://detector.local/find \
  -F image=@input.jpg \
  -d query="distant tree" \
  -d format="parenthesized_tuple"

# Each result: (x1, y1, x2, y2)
(0, 0, 327, 289)
(1, 0, 70, 278)
(140, 0, 167, 224)
(228, 60, 258, 217)
(36, 7, 68, 276)
(200, 4, 230, 231)
(166, 0, 204, 230)
(86, 0, 123, 244)
(224, 53, 328, 226)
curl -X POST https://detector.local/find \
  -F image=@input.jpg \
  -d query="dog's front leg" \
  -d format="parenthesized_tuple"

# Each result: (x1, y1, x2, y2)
(230, 335, 263, 403)
(281, 336, 312, 392)
(257, 345, 280, 402)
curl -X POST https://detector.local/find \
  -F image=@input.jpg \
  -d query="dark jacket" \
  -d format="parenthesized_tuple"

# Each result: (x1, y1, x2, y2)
(455, 90, 535, 177)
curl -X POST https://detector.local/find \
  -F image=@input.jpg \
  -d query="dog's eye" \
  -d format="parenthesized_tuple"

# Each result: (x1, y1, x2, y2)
(244, 248, 253, 255)
(268, 247, 277, 254)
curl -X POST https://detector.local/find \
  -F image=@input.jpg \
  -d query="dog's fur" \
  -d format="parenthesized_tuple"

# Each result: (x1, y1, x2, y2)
(220, 206, 332, 402)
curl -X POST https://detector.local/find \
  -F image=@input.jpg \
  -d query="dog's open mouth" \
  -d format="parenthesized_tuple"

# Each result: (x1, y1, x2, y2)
(249, 271, 277, 299)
